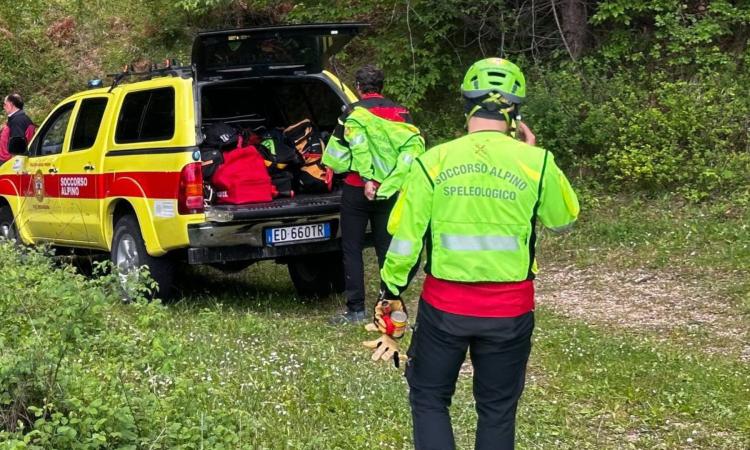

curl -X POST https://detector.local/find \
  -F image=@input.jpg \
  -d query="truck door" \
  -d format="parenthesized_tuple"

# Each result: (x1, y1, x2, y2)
(55, 96, 109, 246)
(21, 101, 76, 241)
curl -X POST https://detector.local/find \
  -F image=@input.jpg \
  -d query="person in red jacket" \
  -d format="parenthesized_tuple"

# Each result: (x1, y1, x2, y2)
(0, 125, 10, 163)
(1, 94, 35, 163)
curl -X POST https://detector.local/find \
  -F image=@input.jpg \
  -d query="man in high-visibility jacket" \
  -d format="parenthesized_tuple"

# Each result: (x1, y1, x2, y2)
(323, 65, 424, 324)
(374, 58, 579, 449)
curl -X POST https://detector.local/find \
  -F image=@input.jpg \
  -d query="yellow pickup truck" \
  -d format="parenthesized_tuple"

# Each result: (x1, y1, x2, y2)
(0, 23, 366, 298)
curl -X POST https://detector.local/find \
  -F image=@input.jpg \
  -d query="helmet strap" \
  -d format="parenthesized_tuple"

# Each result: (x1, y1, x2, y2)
(464, 97, 518, 134)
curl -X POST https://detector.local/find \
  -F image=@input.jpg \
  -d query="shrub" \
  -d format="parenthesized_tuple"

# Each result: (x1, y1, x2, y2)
(0, 244, 172, 449)
(524, 66, 750, 199)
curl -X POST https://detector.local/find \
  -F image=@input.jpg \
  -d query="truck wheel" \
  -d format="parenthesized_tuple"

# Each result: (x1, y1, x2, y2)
(288, 252, 345, 297)
(0, 205, 18, 243)
(288, 254, 330, 297)
(326, 251, 345, 294)
(111, 215, 176, 300)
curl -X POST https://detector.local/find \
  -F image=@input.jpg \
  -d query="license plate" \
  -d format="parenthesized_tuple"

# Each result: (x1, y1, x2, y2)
(265, 223, 331, 246)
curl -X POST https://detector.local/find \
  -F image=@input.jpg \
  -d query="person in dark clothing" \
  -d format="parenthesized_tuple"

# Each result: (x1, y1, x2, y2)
(1, 94, 34, 162)
(323, 65, 424, 324)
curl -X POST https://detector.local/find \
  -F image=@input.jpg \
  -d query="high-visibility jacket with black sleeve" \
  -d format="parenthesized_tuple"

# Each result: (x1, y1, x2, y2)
(322, 96, 425, 199)
(380, 130, 579, 299)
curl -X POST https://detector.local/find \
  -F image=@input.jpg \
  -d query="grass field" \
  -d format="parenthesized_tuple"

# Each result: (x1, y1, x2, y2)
(1, 193, 748, 449)
(163, 261, 750, 449)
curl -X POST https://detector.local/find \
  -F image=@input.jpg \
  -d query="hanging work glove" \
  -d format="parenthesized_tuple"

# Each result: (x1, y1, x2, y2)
(363, 289, 409, 367)
(362, 334, 405, 368)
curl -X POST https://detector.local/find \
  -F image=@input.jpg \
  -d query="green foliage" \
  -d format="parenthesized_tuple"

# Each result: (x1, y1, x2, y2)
(0, 241, 748, 448)
(592, 0, 750, 71)
(176, 0, 231, 14)
(524, 64, 750, 199)
(153, 0, 750, 196)
(0, 0, 192, 117)
(1, 0, 749, 197)
(0, 243, 164, 448)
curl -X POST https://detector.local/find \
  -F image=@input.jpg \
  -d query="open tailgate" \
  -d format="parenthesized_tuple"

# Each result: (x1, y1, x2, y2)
(192, 23, 368, 81)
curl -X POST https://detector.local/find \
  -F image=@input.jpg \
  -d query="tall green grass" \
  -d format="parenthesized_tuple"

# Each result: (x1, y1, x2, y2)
(1, 231, 748, 448)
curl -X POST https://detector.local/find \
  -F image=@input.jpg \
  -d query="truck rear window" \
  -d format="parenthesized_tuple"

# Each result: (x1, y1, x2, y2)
(200, 34, 317, 73)
(115, 87, 175, 144)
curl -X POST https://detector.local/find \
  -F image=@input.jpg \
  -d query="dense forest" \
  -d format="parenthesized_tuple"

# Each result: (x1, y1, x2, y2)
(1, 0, 748, 200)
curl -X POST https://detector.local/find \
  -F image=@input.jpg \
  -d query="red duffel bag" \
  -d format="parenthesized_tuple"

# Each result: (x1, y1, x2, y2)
(212, 144, 274, 204)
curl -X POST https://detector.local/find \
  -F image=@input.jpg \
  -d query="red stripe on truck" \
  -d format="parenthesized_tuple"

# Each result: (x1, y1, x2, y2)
(0, 171, 182, 200)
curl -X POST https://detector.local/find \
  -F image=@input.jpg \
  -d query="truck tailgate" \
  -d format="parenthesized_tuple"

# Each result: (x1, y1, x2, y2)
(205, 191, 342, 222)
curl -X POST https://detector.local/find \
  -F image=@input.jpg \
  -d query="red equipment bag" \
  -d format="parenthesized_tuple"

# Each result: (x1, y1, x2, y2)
(212, 144, 274, 204)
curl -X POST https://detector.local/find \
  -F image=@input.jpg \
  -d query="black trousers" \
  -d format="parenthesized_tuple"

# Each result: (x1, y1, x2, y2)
(406, 299, 534, 450)
(340, 184, 396, 312)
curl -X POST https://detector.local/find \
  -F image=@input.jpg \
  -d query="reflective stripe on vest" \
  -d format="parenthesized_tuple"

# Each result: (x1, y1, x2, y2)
(440, 234, 519, 252)
(388, 238, 413, 256)
(326, 146, 348, 159)
(372, 155, 390, 174)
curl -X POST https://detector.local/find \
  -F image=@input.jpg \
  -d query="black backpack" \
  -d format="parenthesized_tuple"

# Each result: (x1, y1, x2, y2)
(259, 129, 303, 172)
(203, 122, 239, 150)
(200, 148, 224, 181)
(283, 120, 331, 193)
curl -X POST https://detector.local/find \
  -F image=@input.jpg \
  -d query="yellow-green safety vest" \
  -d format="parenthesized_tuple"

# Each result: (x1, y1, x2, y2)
(381, 130, 580, 295)
(322, 106, 425, 199)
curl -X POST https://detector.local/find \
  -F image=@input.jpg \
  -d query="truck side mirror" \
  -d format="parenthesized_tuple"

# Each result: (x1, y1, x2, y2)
(8, 136, 27, 155)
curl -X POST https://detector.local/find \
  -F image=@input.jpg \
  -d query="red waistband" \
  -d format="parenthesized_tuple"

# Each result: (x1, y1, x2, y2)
(421, 275, 534, 318)
(344, 173, 366, 187)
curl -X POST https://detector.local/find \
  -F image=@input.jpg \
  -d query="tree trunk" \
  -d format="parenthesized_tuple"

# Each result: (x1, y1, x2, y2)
(561, 0, 588, 59)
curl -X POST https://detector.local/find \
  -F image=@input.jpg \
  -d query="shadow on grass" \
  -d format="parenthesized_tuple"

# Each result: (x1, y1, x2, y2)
(171, 261, 345, 316)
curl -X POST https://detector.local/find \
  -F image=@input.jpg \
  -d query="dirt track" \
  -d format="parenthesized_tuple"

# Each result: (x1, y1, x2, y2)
(535, 266, 750, 362)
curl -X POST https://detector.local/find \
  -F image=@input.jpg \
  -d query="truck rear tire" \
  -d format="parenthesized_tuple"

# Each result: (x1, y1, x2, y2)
(327, 251, 345, 294)
(287, 251, 344, 297)
(0, 205, 18, 243)
(112, 215, 176, 300)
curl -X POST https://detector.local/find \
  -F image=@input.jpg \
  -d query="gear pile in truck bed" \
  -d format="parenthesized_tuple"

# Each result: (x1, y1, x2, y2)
(200, 118, 333, 205)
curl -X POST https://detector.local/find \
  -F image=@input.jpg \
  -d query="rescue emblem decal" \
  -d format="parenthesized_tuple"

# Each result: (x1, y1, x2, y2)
(34, 170, 45, 202)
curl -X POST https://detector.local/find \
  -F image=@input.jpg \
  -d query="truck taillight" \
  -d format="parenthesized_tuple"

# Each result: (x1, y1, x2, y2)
(178, 162, 204, 215)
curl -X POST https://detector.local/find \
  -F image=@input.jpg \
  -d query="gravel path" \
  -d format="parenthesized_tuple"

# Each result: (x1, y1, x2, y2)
(535, 266, 750, 362)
